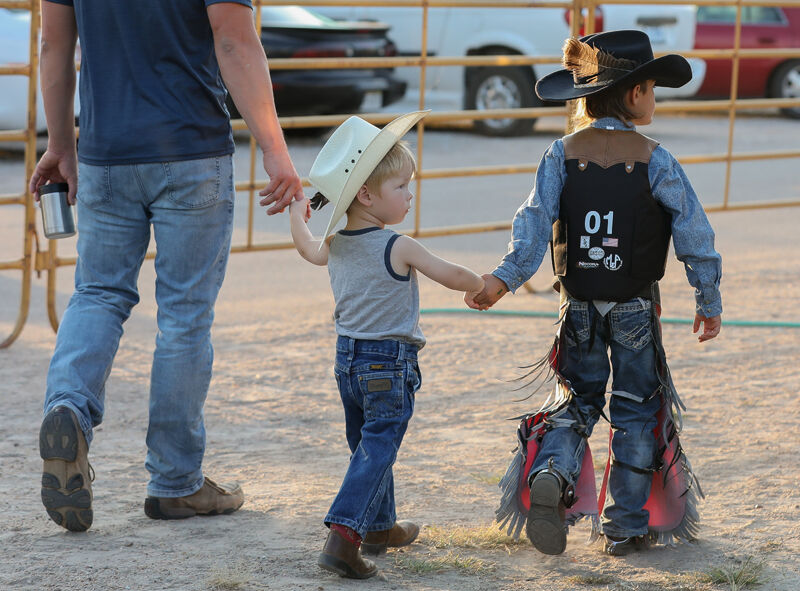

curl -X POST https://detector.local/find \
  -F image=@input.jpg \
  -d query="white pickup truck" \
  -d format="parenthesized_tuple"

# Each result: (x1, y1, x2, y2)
(315, 4, 704, 135)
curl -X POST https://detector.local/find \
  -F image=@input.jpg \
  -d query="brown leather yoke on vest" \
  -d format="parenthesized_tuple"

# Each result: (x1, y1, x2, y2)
(562, 126, 659, 172)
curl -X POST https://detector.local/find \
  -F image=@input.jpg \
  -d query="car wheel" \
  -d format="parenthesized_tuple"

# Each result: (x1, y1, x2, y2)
(466, 66, 539, 136)
(769, 60, 800, 119)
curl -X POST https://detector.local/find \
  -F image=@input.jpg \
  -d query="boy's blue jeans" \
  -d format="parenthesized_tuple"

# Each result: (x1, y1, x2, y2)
(43, 156, 234, 498)
(325, 336, 422, 537)
(529, 298, 661, 538)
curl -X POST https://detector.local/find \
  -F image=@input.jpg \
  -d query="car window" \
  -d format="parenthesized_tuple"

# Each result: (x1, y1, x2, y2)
(697, 6, 736, 24)
(744, 6, 784, 24)
(697, 6, 784, 25)
(260, 6, 336, 27)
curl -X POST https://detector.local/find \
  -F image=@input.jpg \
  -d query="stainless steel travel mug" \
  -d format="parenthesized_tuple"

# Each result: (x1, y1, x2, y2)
(39, 182, 76, 239)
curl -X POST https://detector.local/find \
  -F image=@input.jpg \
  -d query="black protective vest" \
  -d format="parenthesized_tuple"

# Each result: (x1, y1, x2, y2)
(551, 127, 671, 302)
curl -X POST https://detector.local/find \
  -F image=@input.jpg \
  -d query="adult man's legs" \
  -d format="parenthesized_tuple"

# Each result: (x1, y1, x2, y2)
(138, 157, 242, 518)
(40, 162, 151, 531)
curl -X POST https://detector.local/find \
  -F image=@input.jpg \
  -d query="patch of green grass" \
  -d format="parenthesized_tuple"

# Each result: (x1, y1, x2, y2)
(420, 523, 528, 550)
(394, 551, 495, 575)
(566, 573, 616, 586)
(700, 556, 766, 590)
(470, 471, 503, 485)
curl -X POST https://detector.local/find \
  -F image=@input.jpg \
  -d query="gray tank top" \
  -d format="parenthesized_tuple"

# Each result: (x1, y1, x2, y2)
(328, 227, 425, 348)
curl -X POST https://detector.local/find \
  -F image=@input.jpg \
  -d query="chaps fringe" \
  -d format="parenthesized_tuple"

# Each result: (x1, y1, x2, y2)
(495, 296, 704, 546)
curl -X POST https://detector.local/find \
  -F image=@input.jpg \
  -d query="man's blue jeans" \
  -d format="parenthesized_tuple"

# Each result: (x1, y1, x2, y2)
(530, 298, 662, 538)
(44, 156, 234, 498)
(325, 336, 422, 537)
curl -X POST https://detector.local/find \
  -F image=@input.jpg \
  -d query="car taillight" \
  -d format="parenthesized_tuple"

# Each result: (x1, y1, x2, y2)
(564, 7, 604, 36)
(291, 48, 348, 58)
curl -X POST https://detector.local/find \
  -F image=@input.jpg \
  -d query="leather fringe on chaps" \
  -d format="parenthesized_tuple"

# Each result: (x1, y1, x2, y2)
(495, 297, 704, 546)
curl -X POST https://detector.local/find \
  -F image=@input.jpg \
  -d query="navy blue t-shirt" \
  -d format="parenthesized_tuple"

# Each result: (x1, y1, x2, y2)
(45, 0, 252, 165)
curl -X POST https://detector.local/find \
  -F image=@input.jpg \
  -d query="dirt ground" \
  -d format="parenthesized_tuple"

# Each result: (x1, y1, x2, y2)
(1, 199, 799, 590)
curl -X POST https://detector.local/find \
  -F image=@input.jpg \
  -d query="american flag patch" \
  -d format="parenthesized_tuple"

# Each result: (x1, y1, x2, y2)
(602, 237, 618, 247)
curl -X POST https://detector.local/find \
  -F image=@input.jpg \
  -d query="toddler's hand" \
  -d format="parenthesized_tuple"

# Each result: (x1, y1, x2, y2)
(290, 198, 312, 223)
(464, 279, 485, 309)
(465, 274, 508, 310)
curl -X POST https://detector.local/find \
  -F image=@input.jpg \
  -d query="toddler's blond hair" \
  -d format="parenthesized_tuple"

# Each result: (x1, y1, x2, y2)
(364, 141, 416, 192)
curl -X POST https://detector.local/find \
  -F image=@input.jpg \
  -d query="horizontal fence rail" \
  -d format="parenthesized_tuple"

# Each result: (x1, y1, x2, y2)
(1, 0, 799, 347)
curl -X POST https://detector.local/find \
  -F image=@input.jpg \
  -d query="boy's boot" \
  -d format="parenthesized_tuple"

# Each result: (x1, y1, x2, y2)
(361, 520, 419, 556)
(39, 406, 94, 532)
(318, 526, 378, 579)
(604, 534, 650, 556)
(526, 470, 569, 555)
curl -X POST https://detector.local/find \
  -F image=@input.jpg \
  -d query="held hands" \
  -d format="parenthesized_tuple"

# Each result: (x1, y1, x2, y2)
(463, 276, 486, 307)
(693, 314, 721, 342)
(465, 274, 508, 311)
(258, 147, 305, 215)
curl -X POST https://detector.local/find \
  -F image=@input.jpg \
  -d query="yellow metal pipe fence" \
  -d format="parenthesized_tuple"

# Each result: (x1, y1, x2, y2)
(1, 0, 799, 347)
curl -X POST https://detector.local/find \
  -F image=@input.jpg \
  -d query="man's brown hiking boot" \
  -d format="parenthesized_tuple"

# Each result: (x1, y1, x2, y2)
(318, 528, 378, 579)
(144, 477, 244, 520)
(361, 520, 419, 556)
(39, 406, 94, 532)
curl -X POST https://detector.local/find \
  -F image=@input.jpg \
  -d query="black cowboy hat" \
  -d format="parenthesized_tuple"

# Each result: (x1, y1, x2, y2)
(535, 29, 692, 102)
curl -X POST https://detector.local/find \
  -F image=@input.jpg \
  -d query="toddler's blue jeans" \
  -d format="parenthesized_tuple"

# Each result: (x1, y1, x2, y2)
(325, 336, 422, 537)
(530, 298, 662, 538)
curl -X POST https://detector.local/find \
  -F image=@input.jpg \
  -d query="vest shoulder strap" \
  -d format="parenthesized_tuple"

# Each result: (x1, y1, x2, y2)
(563, 127, 659, 170)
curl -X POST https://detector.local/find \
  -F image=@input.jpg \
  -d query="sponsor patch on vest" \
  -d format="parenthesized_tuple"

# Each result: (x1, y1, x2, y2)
(603, 253, 623, 271)
(578, 261, 599, 269)
(580, 235, 590, 249)
(588, 247, 605, 260)
(602, 236, 618, 248)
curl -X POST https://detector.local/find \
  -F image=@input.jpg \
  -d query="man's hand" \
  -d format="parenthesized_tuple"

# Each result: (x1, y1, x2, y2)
(693, 314, 721, 342)
(29, 148, 78, 204)
(258, 148, 304, 215)
(465, 273, 508, 310)
(207, 3, 304, 215)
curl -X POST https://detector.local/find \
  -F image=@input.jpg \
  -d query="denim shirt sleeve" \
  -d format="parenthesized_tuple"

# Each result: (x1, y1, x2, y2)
(649, 146, 723, 317)
(492, 139, 565, 293)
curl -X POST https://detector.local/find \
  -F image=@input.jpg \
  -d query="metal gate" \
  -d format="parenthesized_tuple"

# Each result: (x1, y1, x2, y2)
(2, 0, 799, 348)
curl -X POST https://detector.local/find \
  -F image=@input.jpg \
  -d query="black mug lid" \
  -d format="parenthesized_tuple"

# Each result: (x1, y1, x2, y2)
(39, 182, 69, 195)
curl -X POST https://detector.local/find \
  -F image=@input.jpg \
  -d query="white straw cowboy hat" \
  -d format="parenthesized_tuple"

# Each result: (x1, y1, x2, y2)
(309, 110, 429, 242)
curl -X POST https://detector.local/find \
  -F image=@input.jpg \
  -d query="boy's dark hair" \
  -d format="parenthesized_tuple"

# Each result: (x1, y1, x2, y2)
(571, 80, 646, 131)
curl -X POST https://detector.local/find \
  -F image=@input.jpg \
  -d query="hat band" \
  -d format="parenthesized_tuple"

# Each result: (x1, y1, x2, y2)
(573, 61, 641, 88)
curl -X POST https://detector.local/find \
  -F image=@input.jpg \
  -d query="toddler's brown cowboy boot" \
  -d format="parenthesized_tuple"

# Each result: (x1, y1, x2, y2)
(361, 520, 419, 555)
(318, 527, 378, 579)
